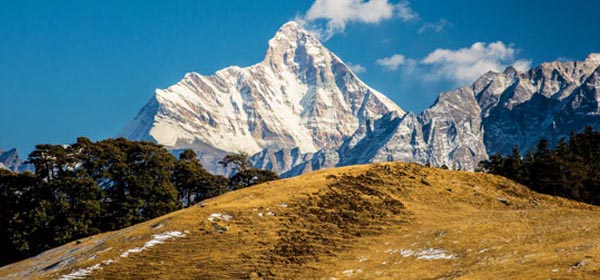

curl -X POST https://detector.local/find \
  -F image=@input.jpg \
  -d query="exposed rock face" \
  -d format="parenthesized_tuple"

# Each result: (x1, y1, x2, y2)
(335, 83, 488, 171)
(119, 21, 600, 176)
(477, 54, 600, 155)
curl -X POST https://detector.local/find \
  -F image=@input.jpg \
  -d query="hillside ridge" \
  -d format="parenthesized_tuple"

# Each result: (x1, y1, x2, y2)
(2, 162, 600, 279)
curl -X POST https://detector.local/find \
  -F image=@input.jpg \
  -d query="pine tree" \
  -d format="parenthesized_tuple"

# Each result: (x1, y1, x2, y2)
(220, 152, 279, 189)
(481, 127, 600, 206)
(173, 149, 216, 207)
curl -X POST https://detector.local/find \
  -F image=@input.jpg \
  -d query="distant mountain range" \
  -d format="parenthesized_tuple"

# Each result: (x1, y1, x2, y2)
(0, 148, 29, 173)
(119, 21, 600, 176)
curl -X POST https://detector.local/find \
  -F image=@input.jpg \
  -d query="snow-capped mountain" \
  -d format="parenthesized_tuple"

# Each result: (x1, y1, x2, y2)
(335, 85, 488, 171)
(477, 53, 600, 154)
(119, 21, 403, 173)
(346, 53, 600, 171)
(119, 21, 600, 176)
(0, 148, 28, 173)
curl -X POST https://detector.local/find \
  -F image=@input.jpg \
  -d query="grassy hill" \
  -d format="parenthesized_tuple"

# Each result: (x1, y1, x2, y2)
(1, 162, 600, 279)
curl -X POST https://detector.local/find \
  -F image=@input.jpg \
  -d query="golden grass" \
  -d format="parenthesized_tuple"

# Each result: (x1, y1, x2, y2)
(2, 162, 600, 279)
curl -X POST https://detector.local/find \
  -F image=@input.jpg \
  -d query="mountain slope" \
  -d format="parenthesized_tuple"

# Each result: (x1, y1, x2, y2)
(332, 54, 600, 171)
(3, 162, 600, 279)
(119, 21, 402, 168)
(477, 54, 600, 154)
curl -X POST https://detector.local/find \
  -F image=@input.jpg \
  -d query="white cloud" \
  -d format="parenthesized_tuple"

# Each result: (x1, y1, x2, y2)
(376, 54, 406, 70)
(395, 1, 419, 22)
(418, 19, 450, 34)
(421, 41, 531, 83)
(348, 63, 367, 73)
(300, 0, 418, 40)
(376, 42, 531, 85)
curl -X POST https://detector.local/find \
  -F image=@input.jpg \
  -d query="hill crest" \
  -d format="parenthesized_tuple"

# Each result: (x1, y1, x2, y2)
(2, 162, 600, 279)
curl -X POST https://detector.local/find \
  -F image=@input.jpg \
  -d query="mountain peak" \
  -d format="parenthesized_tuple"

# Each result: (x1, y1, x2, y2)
(121, 19, 403, 169)
(268, 21, 319, 49)
(274, 21, 312, 38)
(585, 53, 600, 65)
(278, 21, 303, 33)
(0, 147, 28, 173)
(264, 20, 332, 72)
(503, 65, 519, 76)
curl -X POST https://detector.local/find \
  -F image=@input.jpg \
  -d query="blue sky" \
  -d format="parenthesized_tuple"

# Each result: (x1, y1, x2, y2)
(1, 0, 599, 155)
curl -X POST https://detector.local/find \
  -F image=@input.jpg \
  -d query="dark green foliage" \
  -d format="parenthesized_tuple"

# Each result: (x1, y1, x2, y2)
(0, 171, 38, 265)
(220, 152, 279, 189)
(205, 174, 230, 198)
(0, 138, 179, 266)
(173, 149, 227, 206)
(34, 177, 103, 250)
(219, 152, 252, 172)
(0, 140, 277, 266)
(66, 138, 180, 229)
(480, 127, 600, 205)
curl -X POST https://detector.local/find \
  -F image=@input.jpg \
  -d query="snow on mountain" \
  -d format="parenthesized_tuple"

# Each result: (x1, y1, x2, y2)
(477, 53, 600, 155)
(0, 148, 29, 173)
(249, 52, 600, 175)
(335, 82, 488, 171)
(119, 21, 403, 173)
(119, 21, 600, 175)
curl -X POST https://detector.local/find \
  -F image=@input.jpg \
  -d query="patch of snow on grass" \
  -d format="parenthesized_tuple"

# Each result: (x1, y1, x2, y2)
(208, 213, 232, 223)
(278, 203, 288, 208)
(152, 224, 164, 230)
(120, 231, 186, 258)
(415, 248, 454, 260)
(59, 232, 186, 279)
(342, 269, 363, 277)
(58, 263, 102, 280)
(396, 248, 454, 260)
(400, 249, 415, 257)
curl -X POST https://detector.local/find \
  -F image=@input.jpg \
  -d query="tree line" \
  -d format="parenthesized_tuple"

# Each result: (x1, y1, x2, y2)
(480, 127, 600, 205)
(0, 137, 277, 266)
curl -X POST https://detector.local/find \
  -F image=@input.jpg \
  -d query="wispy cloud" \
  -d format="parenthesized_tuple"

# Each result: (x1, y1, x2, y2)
(376, 42, 531, 84)
(348, 63, 367, 73)
(418, 19, 451, 34)
(395, 1, 419, 22)
(298, 0, 418, 40)
(376, 54, 407, 70)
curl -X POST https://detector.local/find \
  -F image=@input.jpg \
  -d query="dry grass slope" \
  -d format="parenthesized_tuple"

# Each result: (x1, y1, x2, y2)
(2, 162, 600, 279)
